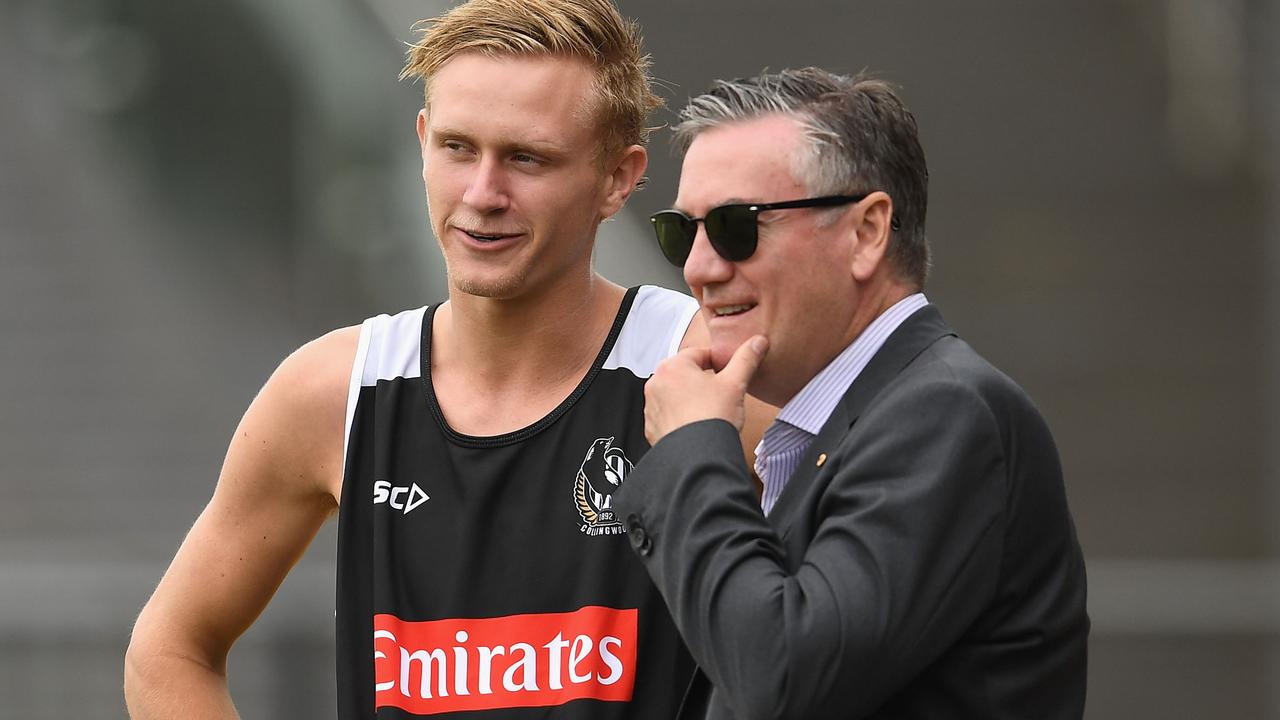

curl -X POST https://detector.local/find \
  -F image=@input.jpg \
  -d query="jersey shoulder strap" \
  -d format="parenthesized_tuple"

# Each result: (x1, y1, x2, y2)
(604, 285, 698, 378)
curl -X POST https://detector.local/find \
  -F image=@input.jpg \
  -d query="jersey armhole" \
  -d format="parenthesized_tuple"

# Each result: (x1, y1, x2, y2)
(341, 319, 375, 477)
(668, 297, 700, 357)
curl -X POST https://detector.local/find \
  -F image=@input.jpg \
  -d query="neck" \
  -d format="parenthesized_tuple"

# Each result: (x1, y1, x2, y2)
(436, 271, 626, 388)
(838, 280, 915, 357)
(756, 278, 915, 408)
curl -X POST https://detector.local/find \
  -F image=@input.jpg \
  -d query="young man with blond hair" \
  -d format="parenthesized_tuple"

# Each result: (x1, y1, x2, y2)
(124, 2, 762, 717)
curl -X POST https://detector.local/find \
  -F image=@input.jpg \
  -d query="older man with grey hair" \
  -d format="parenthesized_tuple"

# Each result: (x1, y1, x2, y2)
(612, 67, 1089, 719)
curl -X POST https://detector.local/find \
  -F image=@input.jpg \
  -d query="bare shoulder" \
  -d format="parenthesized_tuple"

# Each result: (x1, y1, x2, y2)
(273, 325, 359, 408)
(125, 325, 363, 684)
(244, 325, 361, 502)
(677, 305, 709, 350)
(271, 325, 361, 404)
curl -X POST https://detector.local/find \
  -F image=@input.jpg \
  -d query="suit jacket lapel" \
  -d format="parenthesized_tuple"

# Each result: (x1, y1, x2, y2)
(766, 305, 956, 526)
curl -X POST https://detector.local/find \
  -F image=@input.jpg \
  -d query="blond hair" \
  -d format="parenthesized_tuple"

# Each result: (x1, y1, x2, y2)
(401, 0, 662, 156)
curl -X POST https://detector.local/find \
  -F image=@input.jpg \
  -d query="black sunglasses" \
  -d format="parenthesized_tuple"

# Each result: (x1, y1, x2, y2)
(650, 194, 899, 267)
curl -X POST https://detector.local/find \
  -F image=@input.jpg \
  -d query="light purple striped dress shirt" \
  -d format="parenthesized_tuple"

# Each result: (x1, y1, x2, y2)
(754, 293, 928, 515)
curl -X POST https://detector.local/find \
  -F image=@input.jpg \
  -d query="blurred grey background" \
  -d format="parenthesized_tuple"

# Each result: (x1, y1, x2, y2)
(3, 0, 1278, 717)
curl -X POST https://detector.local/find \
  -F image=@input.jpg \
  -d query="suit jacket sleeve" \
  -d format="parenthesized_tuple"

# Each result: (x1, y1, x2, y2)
(612, 378, 1008, 720)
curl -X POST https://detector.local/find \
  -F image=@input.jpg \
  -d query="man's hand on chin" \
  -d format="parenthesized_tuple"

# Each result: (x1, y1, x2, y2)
(643, 335, 769, 445)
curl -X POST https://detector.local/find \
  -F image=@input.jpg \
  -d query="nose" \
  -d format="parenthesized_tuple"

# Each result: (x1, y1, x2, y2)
(682, 222, 734, 292)
(461, 156, 510, 214)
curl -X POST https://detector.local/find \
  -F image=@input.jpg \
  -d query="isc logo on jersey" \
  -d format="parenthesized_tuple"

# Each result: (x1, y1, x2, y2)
(373, 606, 637, 715)
(573, 437, 633, 536)
(374, 480, 430, 514)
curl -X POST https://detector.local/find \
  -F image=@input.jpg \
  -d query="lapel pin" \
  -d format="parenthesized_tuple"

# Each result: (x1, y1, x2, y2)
(816, 453, 827, 467)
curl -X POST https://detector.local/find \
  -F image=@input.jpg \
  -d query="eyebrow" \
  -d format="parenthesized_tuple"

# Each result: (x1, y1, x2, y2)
(429, 126, 571, 157)
(673, 197, 756, 215)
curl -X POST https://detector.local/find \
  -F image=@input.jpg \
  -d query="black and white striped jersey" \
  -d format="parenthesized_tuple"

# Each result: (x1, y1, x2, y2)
(336, 285, 699, 719)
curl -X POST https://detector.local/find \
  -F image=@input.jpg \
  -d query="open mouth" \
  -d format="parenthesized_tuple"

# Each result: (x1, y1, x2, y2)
(712, 303, 755, 317)
(460, 229, 519, 243)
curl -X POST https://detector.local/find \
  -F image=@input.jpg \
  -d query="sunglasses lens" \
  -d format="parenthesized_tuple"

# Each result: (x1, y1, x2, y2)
(651, 211, 695, 267)
(651, 205, 760, 266)
(705, 205, 757, 261)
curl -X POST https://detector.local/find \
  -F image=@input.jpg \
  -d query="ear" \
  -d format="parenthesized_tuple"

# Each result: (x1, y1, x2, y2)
(416, 109, 430, 180)
(416, 108, 431, 149)
(850, 191, 894, 283)
(598, 144, 649, 219)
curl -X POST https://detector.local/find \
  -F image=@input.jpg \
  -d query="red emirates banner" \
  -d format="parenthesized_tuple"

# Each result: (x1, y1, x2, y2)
(373, 606, 638, 714)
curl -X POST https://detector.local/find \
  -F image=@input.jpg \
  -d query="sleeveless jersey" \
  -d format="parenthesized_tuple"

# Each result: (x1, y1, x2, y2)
(336, 286, 699, 719)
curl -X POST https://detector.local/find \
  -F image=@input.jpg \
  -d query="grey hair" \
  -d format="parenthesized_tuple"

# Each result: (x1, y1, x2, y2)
(672, 67, 930, 287)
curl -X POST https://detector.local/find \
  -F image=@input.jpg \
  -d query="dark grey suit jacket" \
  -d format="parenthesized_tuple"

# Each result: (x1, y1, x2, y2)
(612, 305, 1089, 719)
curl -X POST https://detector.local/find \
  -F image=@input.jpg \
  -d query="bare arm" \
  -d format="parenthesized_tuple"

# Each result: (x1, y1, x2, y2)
(124, 327, 358, 719)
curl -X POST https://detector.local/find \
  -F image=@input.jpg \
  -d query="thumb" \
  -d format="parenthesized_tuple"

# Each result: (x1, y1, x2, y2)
(676, 345, 714, 370)
(719, 335, 768, 388)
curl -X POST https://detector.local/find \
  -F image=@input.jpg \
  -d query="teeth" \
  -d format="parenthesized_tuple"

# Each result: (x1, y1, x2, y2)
(714, 304, 753, 316)
(463, 229, 509, 241)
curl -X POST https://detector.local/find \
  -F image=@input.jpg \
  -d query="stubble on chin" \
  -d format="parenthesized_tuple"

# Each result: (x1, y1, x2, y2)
(448, 265, 529, 300)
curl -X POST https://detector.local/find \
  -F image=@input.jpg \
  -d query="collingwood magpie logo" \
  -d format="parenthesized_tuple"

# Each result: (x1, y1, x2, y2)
(574, 436, 632, 536)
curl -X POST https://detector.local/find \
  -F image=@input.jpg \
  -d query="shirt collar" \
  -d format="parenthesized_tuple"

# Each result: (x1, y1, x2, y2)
(773, 293, 929, 436)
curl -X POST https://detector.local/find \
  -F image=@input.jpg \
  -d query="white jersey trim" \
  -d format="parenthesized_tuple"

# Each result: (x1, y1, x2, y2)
(342, 318, 373, 477)
(341, 306, 426, 477)
(342, 287, 695, 470)
(360, 306, 428, 386)
(602, 286, 698, 379)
